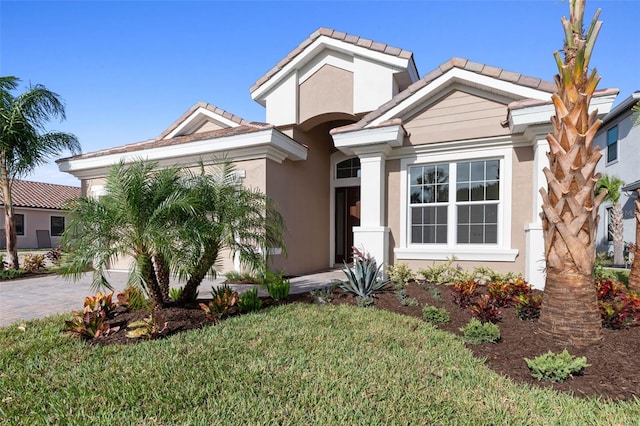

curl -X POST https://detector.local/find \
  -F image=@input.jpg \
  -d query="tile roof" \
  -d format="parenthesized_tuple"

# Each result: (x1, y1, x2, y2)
(59, 124, 274, 162)
(158, 101, 271, 139)
(0, 180, 80, 210)
(250, 27, 414, 94)
(331, 57, 557, 134)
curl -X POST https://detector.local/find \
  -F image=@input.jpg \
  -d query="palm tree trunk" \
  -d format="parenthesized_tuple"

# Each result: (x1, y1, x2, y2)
(628, 193, 640, 291)
(537, 0, 604, 346)
(177, 248, 218, 304)
(152, 253, 170, 303)
(539, 269, 603, 346)
(611, 202, 624, 266)
(0, 160, 19, 270)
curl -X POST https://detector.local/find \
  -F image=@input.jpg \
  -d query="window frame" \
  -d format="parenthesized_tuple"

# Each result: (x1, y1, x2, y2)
(50, 215, 65, 237)
(397, 147, 517, 262)
(606, 125, 618, 164)
(14, 213, 24, 236)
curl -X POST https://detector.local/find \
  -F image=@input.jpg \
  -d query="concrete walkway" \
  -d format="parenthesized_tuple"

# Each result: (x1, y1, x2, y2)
(0, 269, 344, 327)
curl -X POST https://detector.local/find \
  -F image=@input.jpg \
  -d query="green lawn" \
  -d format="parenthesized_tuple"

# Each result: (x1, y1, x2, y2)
(1, 304, 638, 425)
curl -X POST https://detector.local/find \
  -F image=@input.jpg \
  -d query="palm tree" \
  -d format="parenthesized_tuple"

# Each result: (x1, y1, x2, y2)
(61, 159, 286, 314)
(596, 174, 625, 266)
(0, 76, 80, 269)
(61, 161, 192, 317)
(537, 0, 605, 346)
(628, 103, 640, 290)
(175, 161, 286, 303)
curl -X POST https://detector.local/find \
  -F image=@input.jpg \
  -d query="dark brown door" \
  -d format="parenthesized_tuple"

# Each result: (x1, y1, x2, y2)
(335, 186, 360, 264)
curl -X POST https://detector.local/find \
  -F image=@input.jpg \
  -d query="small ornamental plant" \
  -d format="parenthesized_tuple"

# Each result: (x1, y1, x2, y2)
(200, 285, 238, 321)
(238, 286, 262, 313)
(267, 277, 290, 300)
(467, 294, 502, 323)
(525, 349, 588, 382)
(422, 305, 450, 324)
(514, 292, 543, 321)
(388, 262, 416, 289)
(339, 247, 389, 302)
(460, 318, 500, 344)
(117, 286, 149, 311)
(451, 280, 478, 307)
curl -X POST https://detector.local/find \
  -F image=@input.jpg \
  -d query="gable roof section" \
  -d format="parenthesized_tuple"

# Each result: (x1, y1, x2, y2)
(0, 180, 80, 210)
(61, 125, 272, 162)
(250, 27, 418, 102)
(159, 101, 269, 139)
(332, 57, 556, 134)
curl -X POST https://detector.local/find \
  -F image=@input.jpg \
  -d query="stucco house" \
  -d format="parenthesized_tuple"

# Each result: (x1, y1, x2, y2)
(56, 28, 618, 288)
(594, 91, 640, 259)
(0, 180, 80, 249)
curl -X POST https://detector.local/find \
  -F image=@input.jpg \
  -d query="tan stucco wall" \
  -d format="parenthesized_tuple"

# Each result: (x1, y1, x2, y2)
(267, 125, 334, 275)
(299, 64, 354, 124)
(386, 159, 401, 264)
(0, 208, 70, 249)
(403, 90, 510, 145)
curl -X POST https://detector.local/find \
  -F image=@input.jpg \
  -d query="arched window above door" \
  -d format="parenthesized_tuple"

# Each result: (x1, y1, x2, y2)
(336, 157, 361, 179)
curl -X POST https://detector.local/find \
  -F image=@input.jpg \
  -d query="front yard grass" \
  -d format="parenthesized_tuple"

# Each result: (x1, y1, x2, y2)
(1, 304, 639, 425)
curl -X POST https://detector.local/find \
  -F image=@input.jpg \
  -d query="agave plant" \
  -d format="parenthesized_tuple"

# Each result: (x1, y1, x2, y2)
(339, 248, 389, 300)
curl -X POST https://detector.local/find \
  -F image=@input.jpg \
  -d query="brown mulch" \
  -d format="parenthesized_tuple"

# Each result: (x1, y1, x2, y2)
(93, 282, 639, 401)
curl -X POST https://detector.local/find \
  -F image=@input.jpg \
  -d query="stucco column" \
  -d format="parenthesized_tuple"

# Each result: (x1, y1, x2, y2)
(525, 137, 548, 289)
(353, 152, 389, 268)
(332, 123, 405, 269)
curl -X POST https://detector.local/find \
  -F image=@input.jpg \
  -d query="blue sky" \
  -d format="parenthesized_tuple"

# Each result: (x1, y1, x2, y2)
(2, 0, 638, 186)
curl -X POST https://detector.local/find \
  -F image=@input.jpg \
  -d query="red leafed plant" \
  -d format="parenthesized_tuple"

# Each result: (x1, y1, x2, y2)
(467, 294, 502, 323)
(451, 280, 478, 307)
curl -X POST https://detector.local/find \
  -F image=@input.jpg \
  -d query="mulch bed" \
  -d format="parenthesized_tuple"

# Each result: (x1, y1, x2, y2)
(93, 282, 639, 401)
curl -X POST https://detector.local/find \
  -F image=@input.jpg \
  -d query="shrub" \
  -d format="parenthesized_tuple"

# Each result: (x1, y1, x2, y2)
(238, 286, 262, 313)
(422, 305, 450, 324)
(514, 292, 543, 321)
(395, 290, 419, 307)
(388, 262, 416, 288)
(417, 257, 468, 286)
(267, 278, 290, 300)
(595, 278, 640, 329)
(0, 254, 5, 270)
(0, 268, 25, 280)
(169, 286, 199, 303)
(65, 291, 119, 339)
(451, 279, 478, 307)
(310, 284, 335, 304)
(339, 247, 389, 301)
(117, 286, 149, 311)
(200, 285, 238, 321)
(65, 306, 119, 339)
(460, 318, 501, 344)
(45, 246, 63, 266)
(84, 291, 116, 317)
(22, 254, 46, 273)
(488, 278, 531, 307)
(525, 349, 588, 382)
(467, 294, 502, 323)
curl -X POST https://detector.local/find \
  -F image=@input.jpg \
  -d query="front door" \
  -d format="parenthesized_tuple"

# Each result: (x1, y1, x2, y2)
(335, 186, 360, 264)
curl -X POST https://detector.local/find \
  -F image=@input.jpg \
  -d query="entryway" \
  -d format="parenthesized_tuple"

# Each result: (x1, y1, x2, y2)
(335, 186, 360, 263)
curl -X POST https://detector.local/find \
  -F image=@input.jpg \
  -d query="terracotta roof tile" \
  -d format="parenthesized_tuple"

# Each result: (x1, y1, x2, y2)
(158, 102, 265, 139)
(0, 180, 80, 210)
(62, 125, 273, 162)
(331, 57, 557, 134)
(250, 27, 413, 94)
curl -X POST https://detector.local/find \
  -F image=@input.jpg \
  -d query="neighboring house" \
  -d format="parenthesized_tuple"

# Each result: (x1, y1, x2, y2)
(56, 28, 618, 288)
(594, 91, 640, 258)
(0, 180, 80, 249)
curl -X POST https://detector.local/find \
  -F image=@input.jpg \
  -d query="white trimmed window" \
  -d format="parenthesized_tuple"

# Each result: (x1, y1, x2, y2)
(397, 147, 517, 262)
(409, 159, 499, 245)
(606, 126, 618, 164)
